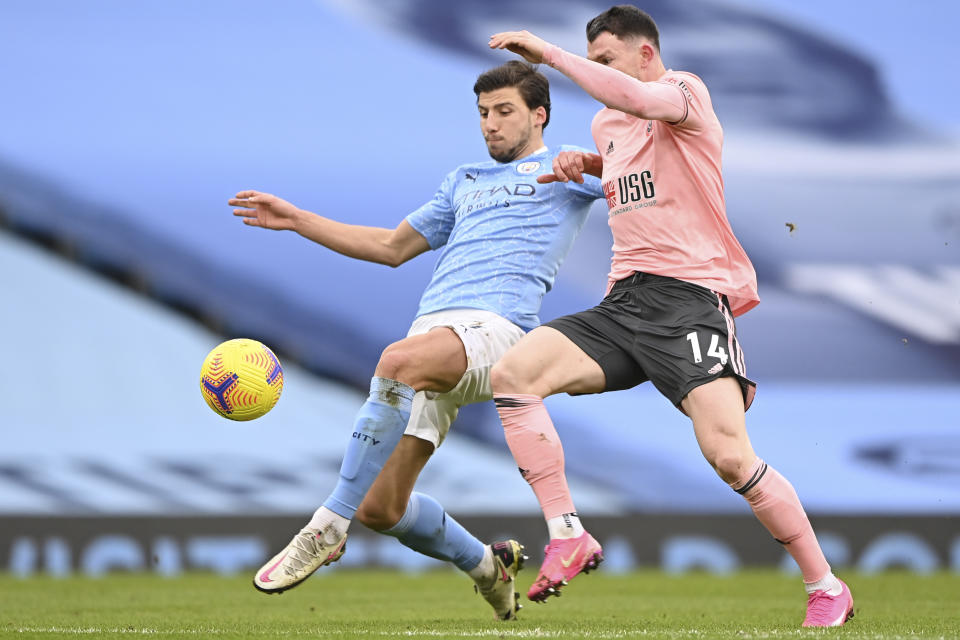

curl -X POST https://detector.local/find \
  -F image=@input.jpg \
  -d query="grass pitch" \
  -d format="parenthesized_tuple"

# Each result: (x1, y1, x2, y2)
(2, 570, 957, 639)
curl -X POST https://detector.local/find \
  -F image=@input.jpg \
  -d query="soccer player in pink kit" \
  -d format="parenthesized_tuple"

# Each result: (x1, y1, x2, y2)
(489, 5, 854, 628)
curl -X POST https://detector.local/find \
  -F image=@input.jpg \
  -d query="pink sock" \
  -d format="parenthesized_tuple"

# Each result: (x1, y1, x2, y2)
(494, 394, 575, 520)
(731, 458, 830, 582)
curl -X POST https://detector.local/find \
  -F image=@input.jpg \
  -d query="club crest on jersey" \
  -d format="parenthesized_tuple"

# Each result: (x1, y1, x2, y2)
(516, 161, 541, 174)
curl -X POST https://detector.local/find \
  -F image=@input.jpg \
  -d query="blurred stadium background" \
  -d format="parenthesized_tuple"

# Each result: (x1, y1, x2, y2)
(1, 0, 958, 580)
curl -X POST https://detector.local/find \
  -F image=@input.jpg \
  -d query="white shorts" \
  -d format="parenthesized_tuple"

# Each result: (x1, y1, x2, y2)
(403, 309, 526, 448)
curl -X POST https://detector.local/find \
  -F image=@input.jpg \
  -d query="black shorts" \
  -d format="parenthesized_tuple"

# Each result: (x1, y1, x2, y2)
(545, 271, 756, 411)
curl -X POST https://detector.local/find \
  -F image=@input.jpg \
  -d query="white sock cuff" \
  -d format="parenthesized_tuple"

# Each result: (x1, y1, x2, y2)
(546, 512, 585, 539)
(804, 571, 841, 595)
(307, 506, 350, 537)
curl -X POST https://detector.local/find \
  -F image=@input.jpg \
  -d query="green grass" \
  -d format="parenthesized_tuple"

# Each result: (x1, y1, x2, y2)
(1, 570, 957, 639)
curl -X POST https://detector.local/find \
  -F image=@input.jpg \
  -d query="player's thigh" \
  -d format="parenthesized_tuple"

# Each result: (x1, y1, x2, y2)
(403, 309, 527, 446)
(629, 277, 756, 411)
(404, 386, 460, 449)
(492, 325, 606, 397)
(361, 435, 434, 529)
(376, 327, 467, 392)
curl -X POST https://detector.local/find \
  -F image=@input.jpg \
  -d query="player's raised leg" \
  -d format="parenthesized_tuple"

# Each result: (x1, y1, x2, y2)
(683, 377, 854, 627)
(253, 328, 467, 594)
(491, 325, 606, 602)
(357, 435, 527, 620)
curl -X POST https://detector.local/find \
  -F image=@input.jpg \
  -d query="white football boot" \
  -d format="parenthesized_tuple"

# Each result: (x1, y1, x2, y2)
(253, 527, 347, 593)
(475, 540, 527, 620)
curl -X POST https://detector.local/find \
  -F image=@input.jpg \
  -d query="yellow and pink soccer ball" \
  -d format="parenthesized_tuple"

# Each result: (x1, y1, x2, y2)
(200, 338, 284, 421)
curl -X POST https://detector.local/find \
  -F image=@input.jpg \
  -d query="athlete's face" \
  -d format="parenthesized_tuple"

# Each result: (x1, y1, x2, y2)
(587, 31, 652, 80)
(477, 86, 545, 163)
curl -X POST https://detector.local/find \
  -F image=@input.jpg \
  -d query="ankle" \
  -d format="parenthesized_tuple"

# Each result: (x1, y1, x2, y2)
(467, 545, 495, 586)
(307, 506, 350, 542)
(547, 513, 585, 539)
(805, 571, 842, 596)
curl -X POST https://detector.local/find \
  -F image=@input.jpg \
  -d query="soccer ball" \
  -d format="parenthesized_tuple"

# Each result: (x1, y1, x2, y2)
(200, 338, 284, 421)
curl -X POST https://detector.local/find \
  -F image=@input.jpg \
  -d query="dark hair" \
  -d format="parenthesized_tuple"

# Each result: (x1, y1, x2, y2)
(473, 60, 551, 130)
(586, 5, 660, 52)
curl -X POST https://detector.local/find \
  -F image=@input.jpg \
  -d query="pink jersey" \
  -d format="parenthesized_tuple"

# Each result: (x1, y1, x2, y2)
(544, 47, 759, 316)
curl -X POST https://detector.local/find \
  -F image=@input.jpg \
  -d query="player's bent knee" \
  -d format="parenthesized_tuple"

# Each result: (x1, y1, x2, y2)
(489, 362, 511, 392)
(355, 500, 404, 532)
(708, 450, 754, 484)
(375, 343, 417, 385)
(375, 341, 463, 392)
(490, 359, 532, 394)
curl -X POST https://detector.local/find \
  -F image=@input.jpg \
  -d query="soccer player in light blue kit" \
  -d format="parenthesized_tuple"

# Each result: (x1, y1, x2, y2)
(230, 61, 601, 620)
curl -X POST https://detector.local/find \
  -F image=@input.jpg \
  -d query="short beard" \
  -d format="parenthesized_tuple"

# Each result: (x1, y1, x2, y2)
(487, 123, 534, 163)
(488, 140, 527, 164)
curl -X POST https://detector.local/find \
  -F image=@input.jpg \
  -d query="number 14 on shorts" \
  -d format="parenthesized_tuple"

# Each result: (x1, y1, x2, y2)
(686, 332, 728, 365)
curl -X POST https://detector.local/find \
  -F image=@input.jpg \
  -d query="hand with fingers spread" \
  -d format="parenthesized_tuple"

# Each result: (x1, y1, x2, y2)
(488, 30, 550, 64)
(229, 190, 302, 232)
(537, 151, 603, 185)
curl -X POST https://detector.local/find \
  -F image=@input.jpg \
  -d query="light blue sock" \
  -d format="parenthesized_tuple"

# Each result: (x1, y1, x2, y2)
(322, 377, 415, 519)
(381, 492, 485, 572)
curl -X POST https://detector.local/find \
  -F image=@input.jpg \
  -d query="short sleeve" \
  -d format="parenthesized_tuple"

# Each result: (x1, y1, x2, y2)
(564, 172, 604, 201)
(659, 73, 712, 131)
(404, 170, 457, 249)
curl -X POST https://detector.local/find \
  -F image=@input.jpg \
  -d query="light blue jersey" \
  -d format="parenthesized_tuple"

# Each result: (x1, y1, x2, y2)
(406, 146, 603, 331)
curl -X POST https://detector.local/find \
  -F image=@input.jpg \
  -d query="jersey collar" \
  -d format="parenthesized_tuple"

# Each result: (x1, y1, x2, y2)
(514, 146, 548, 163)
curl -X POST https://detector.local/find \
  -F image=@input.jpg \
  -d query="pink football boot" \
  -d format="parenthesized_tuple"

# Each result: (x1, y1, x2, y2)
(802, 579, 854, 627)
(527, 531, 603, 602)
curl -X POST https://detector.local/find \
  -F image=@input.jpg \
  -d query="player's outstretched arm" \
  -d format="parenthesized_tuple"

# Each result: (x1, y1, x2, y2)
(538, 151, 603, 184)
(490, 32, 686, 124)
(229, 190, 430, 267)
